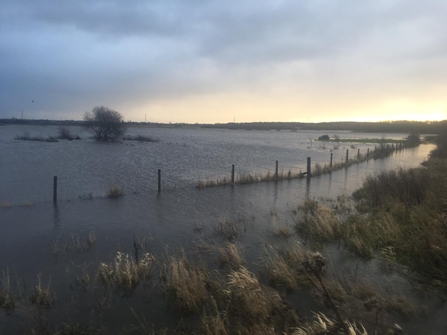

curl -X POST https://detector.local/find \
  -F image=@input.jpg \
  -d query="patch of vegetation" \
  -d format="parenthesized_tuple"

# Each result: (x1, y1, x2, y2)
(29, 274, 56, 308)
(214, 217, 241, 241)
(107, 185, 124, 198)
(160, 250, 208, 312)
(15, 132, 59, 142)
(57, 126, 73, 140)
(219, 242, 244, 270)
(0, 268, 15, 312)
(97, 251, 155, 294)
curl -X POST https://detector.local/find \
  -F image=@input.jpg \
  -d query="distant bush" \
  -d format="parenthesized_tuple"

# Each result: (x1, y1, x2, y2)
(406, 133, 421, 147)
(57, 126, 72, 140)
(317, 135, 330, 141)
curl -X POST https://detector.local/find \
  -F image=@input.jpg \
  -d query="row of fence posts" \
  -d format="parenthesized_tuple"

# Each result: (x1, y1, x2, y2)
(52, 145, 404, 203)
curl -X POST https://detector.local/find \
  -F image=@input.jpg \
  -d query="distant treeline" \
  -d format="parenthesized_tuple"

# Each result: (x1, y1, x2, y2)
(1, 118, 446, 134)
(202, 120, 447, 134)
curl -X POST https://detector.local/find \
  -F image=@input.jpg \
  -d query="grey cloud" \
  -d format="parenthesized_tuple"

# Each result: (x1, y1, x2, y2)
(0, 0, 446, 119)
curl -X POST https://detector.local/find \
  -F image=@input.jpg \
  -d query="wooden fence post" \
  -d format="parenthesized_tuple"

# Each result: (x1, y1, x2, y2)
(357, 148, 360, 161)
(330, 152, 333, 168)
(367, 148, 370, 160)
(307, 157, 311, 178)
(53, 176, 57, 205)
(231, 164, 235, 185)
(346, 149, 349, 162)
(158, 169, 161, 193)
(275, 160, 278, 178)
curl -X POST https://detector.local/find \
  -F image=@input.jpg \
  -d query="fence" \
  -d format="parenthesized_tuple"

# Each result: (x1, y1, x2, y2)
(0, 142, 409, 206)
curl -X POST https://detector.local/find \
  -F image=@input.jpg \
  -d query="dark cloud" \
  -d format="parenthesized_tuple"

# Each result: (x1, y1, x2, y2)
(0, 0, 446, 121)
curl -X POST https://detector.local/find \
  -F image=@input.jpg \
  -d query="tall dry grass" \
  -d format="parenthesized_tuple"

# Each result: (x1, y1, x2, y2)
(161, 250, 208, 312)
(219, 242, 245, 270)
(97, 251, 155, 294)
(293, 198, 342, 242)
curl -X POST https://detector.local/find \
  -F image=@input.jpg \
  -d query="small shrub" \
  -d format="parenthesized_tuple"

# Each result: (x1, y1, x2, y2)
(57, 126, 73, 140)
(317, 135, 329, 141)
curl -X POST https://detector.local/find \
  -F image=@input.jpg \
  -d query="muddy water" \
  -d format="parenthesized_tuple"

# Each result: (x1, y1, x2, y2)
(0, 125, 443, 334)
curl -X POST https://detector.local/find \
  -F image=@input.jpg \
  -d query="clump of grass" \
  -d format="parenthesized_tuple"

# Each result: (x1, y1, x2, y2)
(197, 177, 231, 188)
(226, 267, 271, 323)
(271, 217, 293, 238)
(0, 268, 15, 311)
(219, 242, 244, 270)
(29, 274, 56, 308)
(214, 217, 241, 241)
(107, 185, 124, 198)
(293, 198, 342, 242)
(194, 221, 204, 233)
(161, 250, 208, 312)
(1, 202, 11, 209)
(295, 313, 367, 335)
(97, 251, 155, 294)
(262, 247, 297, 291)
(201, 297, 229, 335)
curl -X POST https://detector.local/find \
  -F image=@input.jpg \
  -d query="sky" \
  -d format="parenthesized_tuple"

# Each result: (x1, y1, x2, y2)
(1, 1, 446, 124)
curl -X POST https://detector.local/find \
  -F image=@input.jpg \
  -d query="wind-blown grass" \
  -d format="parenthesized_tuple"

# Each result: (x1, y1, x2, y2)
(97, 251, 155, 294)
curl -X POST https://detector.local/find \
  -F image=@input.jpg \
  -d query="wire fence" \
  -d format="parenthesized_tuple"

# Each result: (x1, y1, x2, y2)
(0, 143, 409, 207)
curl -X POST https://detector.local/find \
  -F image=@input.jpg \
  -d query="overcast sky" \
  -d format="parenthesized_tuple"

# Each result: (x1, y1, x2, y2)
(1, 0, 446, 123)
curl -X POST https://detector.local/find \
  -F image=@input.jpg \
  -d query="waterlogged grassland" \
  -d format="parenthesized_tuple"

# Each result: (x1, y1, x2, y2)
(0, 135, 445, 334)
(294, 134, 447, 290)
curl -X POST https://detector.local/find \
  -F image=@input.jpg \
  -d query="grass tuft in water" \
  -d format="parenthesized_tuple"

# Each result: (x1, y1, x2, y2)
(97, 251, 155, 294)
(29, 274, 56, 308)
(0, 268, 15, 311)
(107, 185, 124, 198)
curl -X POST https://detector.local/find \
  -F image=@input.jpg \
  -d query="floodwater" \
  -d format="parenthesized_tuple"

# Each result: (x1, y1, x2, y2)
(0, 124, 444, 334)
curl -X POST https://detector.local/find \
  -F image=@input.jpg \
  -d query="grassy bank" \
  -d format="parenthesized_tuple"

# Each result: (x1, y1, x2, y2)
(294, 133, 447, 289)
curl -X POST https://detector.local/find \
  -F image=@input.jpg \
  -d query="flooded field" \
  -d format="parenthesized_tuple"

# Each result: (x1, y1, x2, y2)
(0, 124, 443, 334)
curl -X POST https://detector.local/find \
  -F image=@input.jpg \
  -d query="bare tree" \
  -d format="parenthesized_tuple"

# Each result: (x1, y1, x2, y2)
(83, 106, 126, 141)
